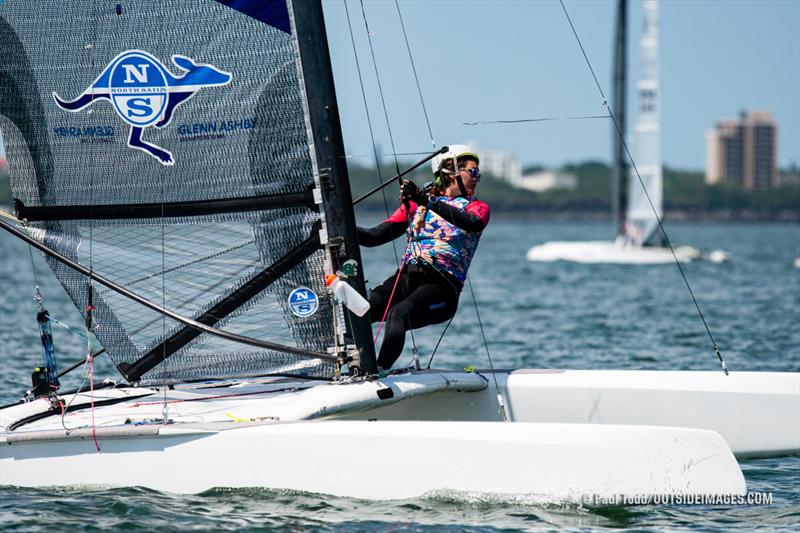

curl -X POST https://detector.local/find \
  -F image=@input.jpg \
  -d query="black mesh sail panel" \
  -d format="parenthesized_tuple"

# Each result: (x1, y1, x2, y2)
(0, 0, 339, 383)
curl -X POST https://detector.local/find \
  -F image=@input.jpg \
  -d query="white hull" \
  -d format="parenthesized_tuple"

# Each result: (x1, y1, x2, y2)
(2, 369, 796, 498)
(526, 241, 699, 264)
(499, 369, 800, 459)
(0, 419, 744, 500)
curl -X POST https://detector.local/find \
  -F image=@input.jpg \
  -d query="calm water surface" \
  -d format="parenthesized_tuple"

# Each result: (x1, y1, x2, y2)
(1, 220, 798, 531)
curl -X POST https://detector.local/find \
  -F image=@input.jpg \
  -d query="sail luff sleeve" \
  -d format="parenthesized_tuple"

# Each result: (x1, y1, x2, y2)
(289, 0, 378, 374)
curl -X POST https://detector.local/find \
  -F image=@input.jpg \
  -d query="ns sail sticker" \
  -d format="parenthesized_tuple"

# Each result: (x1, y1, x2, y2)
(52, 50, 232, 166)
(288, 287, 319, 318)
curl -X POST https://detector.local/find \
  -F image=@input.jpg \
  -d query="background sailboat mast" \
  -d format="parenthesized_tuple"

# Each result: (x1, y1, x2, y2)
(290, 0, 377, 374)
(611, 0, 628, 238)
(627, 0, 663, 246)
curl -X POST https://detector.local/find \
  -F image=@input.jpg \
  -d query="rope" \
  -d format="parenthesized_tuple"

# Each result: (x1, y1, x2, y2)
(373, 258, 406, 346)
(44, 313, 89, 338)
(58, 349, 106, 379)
(558, 0, 729, 375)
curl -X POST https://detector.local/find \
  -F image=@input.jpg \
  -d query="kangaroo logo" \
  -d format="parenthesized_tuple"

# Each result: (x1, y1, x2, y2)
(53, 50, 232, 166)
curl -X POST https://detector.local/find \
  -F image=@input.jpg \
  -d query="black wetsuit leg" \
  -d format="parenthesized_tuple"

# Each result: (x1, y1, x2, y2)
(369, 266, 460, 370)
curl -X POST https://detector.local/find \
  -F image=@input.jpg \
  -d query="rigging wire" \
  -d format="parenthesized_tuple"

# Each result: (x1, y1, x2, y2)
(384, 2, 500, 394)
(158, 8, 171, 420)
(394, 0, 435, 149)
(463, 114, 608, 126)
(424, 314, 454, 369)
(359, 0, 402, 177)
(160, 133, 170, 422)
(362, 0, 431, 362)
(85, 12, 101, 451)
(343, 150, 438, 159)
(467, 279, 507, 421)
(558, 0, 729, 375)
(344, 0, 419, 359)
(343, 0, 396, 239)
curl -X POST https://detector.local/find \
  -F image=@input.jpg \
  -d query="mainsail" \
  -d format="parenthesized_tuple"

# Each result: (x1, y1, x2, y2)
(625, 0, 662, 246)
(0, 0, 375, 383)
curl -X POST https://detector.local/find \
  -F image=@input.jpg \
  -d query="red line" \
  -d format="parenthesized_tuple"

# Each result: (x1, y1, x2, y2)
(373, 258, 406, 346)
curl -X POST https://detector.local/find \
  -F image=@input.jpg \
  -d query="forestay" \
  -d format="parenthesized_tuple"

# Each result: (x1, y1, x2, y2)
(0, 0, 362, 383)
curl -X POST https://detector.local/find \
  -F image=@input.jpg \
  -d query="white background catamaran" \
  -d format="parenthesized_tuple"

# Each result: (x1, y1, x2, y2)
(528, 0, 707, 265)
(0, 0, 797, 501)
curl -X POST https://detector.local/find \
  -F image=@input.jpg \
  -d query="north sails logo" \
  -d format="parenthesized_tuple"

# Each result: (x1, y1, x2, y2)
(53, 50, 232, 165)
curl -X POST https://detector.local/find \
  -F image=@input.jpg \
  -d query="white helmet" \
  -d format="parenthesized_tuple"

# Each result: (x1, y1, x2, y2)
(431, 144, 480, 177)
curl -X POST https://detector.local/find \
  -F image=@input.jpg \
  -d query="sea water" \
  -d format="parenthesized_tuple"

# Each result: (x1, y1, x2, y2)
(1, 220, 798, 531)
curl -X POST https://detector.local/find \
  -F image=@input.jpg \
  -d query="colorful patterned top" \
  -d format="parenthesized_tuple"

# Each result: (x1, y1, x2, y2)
(385, 196, 491, 283)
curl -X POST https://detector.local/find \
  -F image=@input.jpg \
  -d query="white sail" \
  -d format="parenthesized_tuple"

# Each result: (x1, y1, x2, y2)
(626, 0, 662, 246)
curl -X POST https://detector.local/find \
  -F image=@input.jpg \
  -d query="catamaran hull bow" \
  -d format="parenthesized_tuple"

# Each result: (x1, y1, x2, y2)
(1, 420, 745, 501)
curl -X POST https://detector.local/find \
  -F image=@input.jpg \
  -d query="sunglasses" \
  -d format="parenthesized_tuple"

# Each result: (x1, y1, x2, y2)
(460, 167, 481, 179)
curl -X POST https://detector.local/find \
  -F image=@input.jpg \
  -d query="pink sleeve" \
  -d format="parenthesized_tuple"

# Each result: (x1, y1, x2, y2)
(466, 200, 491, 226)
(384, 201, 418, 223)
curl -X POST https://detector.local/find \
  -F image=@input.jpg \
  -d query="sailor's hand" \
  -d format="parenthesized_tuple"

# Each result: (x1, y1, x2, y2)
(400, 180, 426, 205)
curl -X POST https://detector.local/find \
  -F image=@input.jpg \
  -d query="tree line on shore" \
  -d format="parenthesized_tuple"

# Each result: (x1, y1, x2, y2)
(350, 161, 800, 221)
(1, 160, 797, 220)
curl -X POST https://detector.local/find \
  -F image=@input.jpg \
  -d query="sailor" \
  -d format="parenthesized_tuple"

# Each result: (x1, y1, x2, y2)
(357, 145, 490, 370)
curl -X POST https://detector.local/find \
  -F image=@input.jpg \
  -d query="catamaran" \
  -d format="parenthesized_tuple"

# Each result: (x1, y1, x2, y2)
(0, 0, 797, 500)
(528, 0, 703, 264)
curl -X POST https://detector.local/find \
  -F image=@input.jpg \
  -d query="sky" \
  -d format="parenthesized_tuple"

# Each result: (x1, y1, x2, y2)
(323, 0, 800, 170)
(0, 0, 797, 172)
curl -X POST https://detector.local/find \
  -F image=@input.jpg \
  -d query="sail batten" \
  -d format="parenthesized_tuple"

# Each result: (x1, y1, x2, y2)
(14, 191, 317, 221)
(1, 0, 353, 383)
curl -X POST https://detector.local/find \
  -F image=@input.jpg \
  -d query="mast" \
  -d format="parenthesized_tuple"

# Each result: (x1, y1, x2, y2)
(289, 0, 377, 374)
(611, 0, 627, 239)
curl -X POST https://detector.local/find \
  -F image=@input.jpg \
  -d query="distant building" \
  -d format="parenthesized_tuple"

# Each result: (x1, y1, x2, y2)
(706, 111, 778, 190)
(516, 170, 577, 192)
(477, 148, 522, 184)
